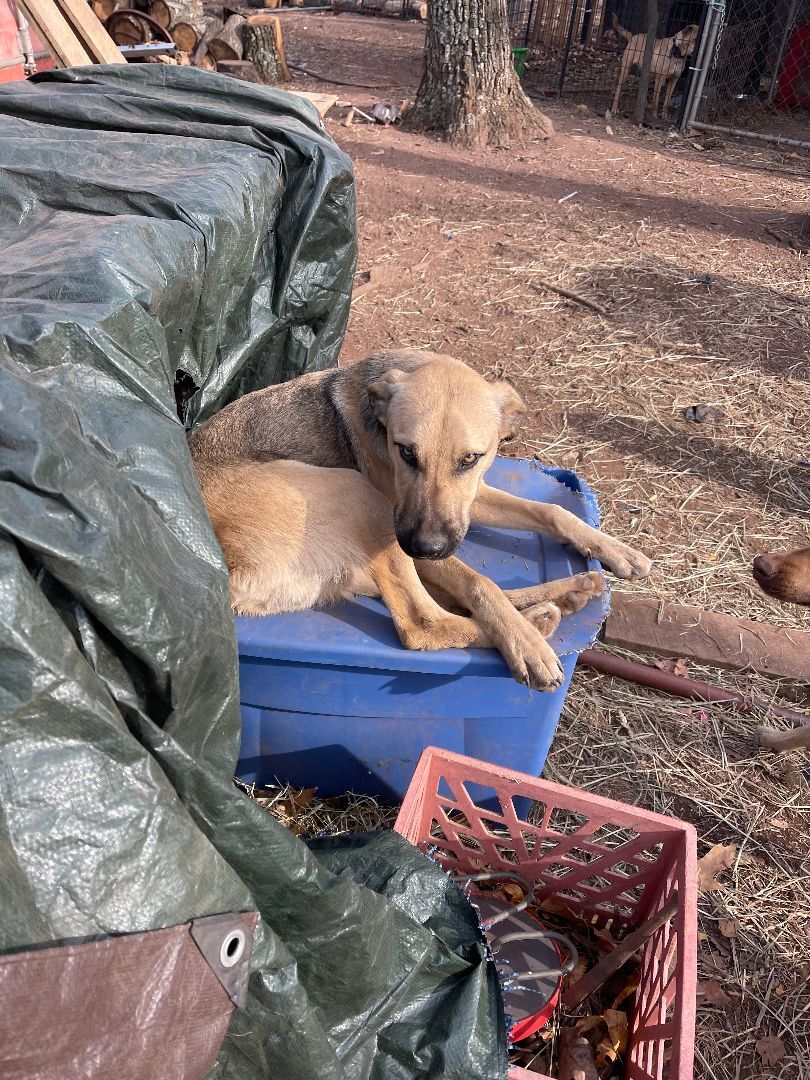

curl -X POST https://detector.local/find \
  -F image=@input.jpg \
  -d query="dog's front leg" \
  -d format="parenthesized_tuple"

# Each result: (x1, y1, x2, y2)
(471, 483, 652, 580)
(378, 551, 565, 690)
(414, 557, 565, 689)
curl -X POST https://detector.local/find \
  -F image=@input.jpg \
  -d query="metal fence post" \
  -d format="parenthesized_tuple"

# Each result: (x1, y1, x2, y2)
(682, 3, 722, 129)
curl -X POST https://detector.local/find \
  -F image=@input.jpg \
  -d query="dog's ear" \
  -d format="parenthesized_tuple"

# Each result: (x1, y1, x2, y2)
(493, 382, 527, 441)
(367, 369, 407, 424)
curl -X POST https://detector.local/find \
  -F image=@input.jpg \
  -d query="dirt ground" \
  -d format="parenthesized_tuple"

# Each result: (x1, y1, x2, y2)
(278, 13, 809, 1078)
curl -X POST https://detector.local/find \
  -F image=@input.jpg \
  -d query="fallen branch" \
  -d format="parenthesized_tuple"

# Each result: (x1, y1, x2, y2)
(529, 278, 606, 316)
(562, 896, 678, 1010)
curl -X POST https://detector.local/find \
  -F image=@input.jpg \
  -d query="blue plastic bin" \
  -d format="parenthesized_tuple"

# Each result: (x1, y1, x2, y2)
(236, 458, 609, 803)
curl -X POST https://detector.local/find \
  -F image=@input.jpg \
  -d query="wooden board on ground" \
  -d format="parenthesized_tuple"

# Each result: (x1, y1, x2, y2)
(54, 0, 124, 62)
(17, 0, 92, 65)
(603, 593, 810, 682)
(289, 90, 337, 117)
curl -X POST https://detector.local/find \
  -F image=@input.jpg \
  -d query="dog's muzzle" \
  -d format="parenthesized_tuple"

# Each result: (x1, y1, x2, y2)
(396, 527, 462, 561)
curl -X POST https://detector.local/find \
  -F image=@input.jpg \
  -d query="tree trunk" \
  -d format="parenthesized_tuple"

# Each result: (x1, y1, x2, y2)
(243, 20, 284, 82)
(633, 0, 658, 122)
(216, 58, 261, 81)
(404, 0, 553, 147)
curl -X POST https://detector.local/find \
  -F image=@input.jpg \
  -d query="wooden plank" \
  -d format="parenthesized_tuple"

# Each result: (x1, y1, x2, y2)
(288, 90, 337, 117)
(17, 0, 92, 66)
(53, 0, 125, 62)
(603, 593, 810, 681)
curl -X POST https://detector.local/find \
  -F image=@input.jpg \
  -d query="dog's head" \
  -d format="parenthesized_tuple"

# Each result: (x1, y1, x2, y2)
(673, 23, 700, 56)
(366, 352, 526, 560)
(752, 546, 810, 606)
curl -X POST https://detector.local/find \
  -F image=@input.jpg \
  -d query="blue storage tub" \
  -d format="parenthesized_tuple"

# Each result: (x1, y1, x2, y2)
(236, 457, 609, 803)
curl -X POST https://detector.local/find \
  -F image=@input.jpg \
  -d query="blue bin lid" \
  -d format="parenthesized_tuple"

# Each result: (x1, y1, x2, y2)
(236, 458, 610, 677)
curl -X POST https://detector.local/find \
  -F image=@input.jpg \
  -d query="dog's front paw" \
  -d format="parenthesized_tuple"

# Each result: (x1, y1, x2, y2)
(503, 622, 565, 692)
(522, 601, 562, 639)
(592, 538, 652, 580)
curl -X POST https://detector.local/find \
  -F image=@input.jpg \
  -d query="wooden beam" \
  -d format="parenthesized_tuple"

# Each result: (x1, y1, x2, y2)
(603, 593, 810, 682)
(16, 0, 92, 66)
(288, 90, 337, 118)
(53, 0, 125, 63)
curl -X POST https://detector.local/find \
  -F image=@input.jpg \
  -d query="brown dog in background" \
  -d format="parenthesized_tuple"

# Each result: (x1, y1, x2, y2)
(610, 16, 700, 118)
(753, 547, 810, 606)
(752, 547, 810, 753)
(191, 351, 653, 691)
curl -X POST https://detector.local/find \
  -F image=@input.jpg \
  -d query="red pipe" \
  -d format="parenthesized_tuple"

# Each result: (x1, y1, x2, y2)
(577, 649, 810, 728)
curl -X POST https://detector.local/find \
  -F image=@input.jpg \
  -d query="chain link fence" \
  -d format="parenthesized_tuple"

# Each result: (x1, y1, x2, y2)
(688, 0, 810, 144)
(508, 0, 809, 145)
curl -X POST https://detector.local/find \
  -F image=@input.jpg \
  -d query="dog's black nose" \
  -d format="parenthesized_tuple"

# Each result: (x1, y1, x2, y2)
(398, 531, 454, 560)
(753, 554, 778, 580)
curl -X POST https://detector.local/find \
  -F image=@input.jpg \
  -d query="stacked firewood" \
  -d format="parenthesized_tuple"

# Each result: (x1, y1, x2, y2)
(94, 0, 289, 82)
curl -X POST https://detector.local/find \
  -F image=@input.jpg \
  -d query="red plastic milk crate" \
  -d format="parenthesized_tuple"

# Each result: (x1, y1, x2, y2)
(394, 748, 698, 1080)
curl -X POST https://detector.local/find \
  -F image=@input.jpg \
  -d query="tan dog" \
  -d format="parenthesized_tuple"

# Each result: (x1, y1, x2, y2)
(753, 547, 810, 606)
(610, 16, 700, 118)
(191, 351, 652, 691)
(752, 547, 810, 753)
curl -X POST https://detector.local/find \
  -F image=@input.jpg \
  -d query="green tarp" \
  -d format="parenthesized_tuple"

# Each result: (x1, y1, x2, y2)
(0, 66, 505, 1079)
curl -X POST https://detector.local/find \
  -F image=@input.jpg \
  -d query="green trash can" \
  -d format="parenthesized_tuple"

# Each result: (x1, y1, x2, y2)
(512, 45, 528, 77)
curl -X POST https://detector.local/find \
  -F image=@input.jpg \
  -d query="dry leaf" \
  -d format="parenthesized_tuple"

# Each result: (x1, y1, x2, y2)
(756, 1035, 785, 1066)
(594, 1037, 618, 1070)
(502, 882, 525, 904)
(603, 1008, 629, 1054)
(697, 843, 737, 892)
(718, 918, 738, 938)
(593, 925, 617, 950)
(653, 657, 689, 678)
(697, 979, 734, 1008)
(575, 1014, 605, 1036)
(610, 982, 638, 1010)
(537, 895, 578, 919)
(565, 954, 589, 988)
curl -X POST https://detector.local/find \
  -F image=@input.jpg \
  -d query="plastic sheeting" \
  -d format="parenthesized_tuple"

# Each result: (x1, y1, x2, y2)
(0, 66, 506, 1079)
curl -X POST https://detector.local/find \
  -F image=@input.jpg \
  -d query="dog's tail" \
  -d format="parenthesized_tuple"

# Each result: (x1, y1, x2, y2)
(611, 12, 633, 43)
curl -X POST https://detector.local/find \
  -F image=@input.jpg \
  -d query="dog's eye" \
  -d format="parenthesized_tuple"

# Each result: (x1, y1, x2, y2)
(459, 452, 482, 471)
(398, 444, 418, 466)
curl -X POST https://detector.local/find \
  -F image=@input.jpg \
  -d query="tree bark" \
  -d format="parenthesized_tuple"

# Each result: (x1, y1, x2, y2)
(633, 0, 658, 122)
(208, 13, 246, 61)
(404, 0, 553, 148)
(243, 20, 284, 82)
(148, 0, 203, 28)
(191, 14, 222, 64)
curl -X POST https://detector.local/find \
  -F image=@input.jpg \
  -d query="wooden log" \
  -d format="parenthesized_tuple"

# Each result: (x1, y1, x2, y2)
(216, 57, 260, 81)
(208, 12, 245, 60)
(148, 0, 202, 29)
(17, 0, 93, 64)
(54, 0, 125, 61)
(197, 51, 216, 69)
(243, 19, 282, 81)
(106, 12, 146, 44)
(603, 593, 810, 682)
(171, 20, 198, 51)
(191, 14, 222, 63)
